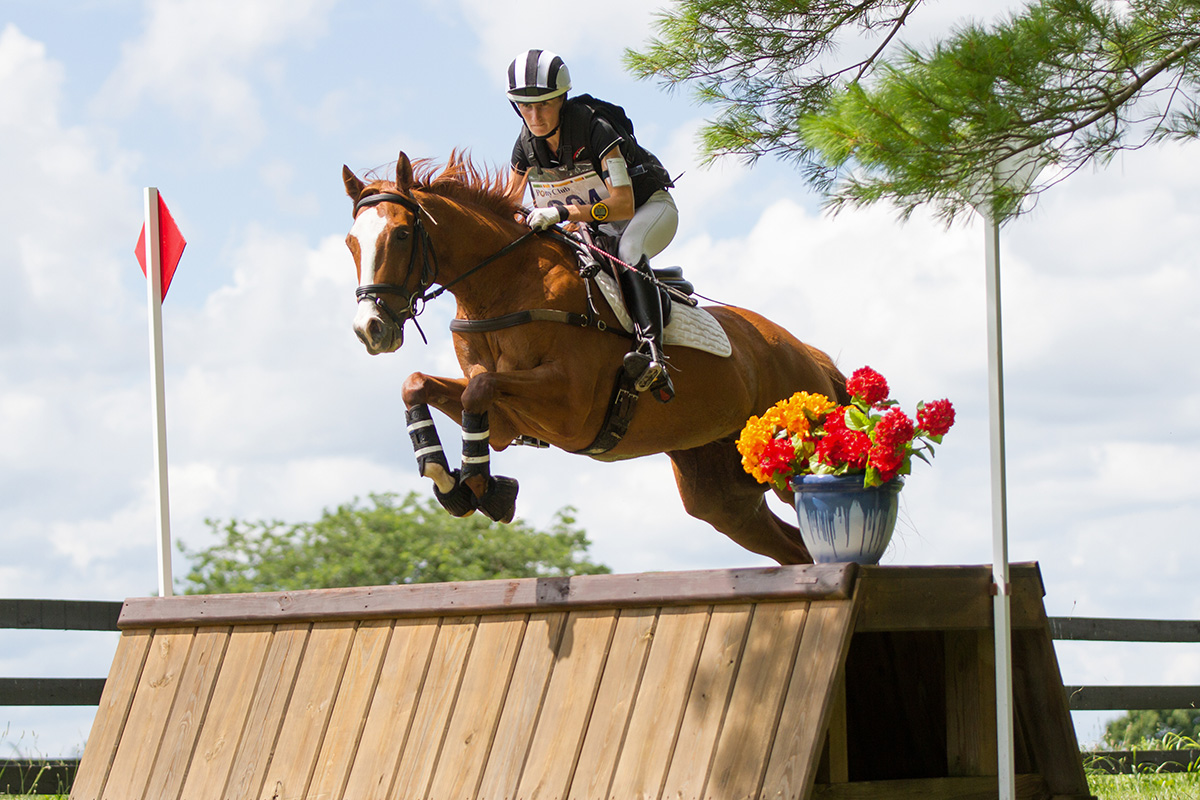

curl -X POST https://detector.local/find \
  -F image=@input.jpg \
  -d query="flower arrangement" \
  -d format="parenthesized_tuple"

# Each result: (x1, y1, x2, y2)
(736, 366, 956, 490)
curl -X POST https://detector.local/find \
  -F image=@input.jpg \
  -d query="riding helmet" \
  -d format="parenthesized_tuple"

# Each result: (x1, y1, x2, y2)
(506, 49, 571, 103)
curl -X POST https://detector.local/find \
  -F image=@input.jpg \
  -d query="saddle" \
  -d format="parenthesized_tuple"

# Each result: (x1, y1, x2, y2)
(578, 231, 731, 359)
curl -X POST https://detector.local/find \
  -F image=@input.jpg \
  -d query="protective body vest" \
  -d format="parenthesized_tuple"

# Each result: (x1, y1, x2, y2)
(511, 97, 673, 210)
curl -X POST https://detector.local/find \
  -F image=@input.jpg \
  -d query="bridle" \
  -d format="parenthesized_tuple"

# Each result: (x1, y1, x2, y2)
(352, 190, 539, 344)
(353, 191, 441, 344)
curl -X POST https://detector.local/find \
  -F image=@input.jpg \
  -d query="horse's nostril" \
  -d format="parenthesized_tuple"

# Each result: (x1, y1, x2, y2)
(366, 318, 384, 343)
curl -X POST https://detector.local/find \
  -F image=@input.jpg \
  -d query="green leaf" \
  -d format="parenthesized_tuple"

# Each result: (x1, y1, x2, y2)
(846, 406, 871, 431)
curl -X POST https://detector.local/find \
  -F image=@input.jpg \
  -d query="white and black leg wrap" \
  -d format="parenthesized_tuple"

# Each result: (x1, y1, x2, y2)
(459, 411, 491, 484)
(406, 404, 449, 478)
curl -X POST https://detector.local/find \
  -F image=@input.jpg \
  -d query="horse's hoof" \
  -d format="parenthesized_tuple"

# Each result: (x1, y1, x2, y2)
(434, 471, 478, 517)
(478, 475, 519, 524)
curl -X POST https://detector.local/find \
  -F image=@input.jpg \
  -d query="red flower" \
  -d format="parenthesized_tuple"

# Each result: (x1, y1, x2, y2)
(846, 366, 889, 406)
(918, 399, 956, 437)
(758, 436, 796, 480)
(868, 441, 905, 482)
(873, 408, 914, 448)
(816, 427, 870, 470)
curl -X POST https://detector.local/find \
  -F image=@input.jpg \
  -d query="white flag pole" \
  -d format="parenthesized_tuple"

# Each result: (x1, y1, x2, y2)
(982, 205, 1015, 800)
(144, 187, 173, 598)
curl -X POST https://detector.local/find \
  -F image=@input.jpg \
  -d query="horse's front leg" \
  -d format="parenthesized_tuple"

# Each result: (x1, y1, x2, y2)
(401, 372, 521, 523)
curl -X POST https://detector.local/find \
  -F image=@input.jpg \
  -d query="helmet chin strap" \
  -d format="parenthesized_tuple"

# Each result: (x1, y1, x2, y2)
(531, 122, 560, 141)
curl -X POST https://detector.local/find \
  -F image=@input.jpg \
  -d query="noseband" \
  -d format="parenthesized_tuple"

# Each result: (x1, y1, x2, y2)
(353, 190, 541, 344)
(354, 191, 440, 344)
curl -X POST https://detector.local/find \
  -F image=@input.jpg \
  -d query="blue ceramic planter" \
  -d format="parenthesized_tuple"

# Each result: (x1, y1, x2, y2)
(789, 474, 903, 564)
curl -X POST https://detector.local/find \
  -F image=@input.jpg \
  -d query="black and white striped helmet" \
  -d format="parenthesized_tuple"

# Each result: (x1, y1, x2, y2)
(506, 49, 571, 103)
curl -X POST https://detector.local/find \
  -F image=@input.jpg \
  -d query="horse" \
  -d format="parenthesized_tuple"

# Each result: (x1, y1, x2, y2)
(341, 151, 849, 565)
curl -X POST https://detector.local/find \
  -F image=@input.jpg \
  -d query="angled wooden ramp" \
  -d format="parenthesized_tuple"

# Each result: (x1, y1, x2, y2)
(72, 564, 1093, 800)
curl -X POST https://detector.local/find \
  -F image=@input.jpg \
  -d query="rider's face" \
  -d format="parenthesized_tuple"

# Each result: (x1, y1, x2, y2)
(516, 96, 564, 138)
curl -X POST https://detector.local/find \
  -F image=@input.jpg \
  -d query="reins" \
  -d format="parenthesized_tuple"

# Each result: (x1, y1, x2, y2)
(352, 189, 703, 343)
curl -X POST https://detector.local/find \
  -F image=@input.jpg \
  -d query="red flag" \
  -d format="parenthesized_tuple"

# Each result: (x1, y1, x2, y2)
(135, 193, 187, 302)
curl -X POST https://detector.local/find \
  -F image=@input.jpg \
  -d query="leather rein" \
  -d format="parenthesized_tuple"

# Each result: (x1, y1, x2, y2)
(353, 191, 619, 342)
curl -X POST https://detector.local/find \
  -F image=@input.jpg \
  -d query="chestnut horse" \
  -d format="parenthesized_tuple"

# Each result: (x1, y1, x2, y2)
(342, 151, 848, 564)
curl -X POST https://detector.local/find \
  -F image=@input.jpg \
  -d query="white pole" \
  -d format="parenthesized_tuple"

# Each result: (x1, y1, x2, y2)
(144, 187, 173, 598)
(983, 207, 1015, 800)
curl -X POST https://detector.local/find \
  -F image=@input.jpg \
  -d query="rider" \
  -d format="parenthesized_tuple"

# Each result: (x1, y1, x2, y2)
(504, 48, 679, 403)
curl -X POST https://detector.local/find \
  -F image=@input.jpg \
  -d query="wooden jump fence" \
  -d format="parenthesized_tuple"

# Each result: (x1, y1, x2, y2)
(2, 591, 1198, 795)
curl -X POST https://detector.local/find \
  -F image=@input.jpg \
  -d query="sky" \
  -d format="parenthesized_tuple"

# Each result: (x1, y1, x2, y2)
(2, 0, 1197, 757)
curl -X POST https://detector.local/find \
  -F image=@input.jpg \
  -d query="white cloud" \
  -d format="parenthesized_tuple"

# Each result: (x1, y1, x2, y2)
(94, 0, 338, 160)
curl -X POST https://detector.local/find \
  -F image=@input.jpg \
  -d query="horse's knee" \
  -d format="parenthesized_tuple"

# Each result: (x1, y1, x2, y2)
(402, 373, 432, 406)
(461, 373, 496, 415)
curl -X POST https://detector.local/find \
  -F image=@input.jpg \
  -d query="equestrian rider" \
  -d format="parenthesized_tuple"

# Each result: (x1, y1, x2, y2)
(505, 49, 679, 403)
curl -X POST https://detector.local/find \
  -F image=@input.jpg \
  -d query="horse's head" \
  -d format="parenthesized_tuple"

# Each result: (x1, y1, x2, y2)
(342, 152, 435, 354)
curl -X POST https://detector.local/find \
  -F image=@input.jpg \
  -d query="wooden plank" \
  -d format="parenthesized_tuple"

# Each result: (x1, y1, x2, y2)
(142, 627, 231, 800)
(815, 669, 848, 785)
(101, 627, 196, 800)
(854, 565, 1045, 632)
(0, 678, 107, 705)
(606, 606, 712, 800)
(0, 759, 77, 795)
(342, 618, 439, 799)
(257, 621, 356, 800)
(1084, 749, 1200, 774)
(513, 609, 619, 800)
(71, 629, 152, 800)
(426, 614, 527, 800)
(178, 625, 274, 800)
(0, 598, 122, 631)
(1011, 627, 1091, 798)
(566, 608, 658, 800)
(387, 616, 479, 800)
(658, 604, 754, 800)
(117, 564, 858, 628)
(811, 773, 1056, 800)
(222, 624, 310, 800)
(1049, 616, 1200, 643)
(705, 601, 811, 800)
(476, 612, 570, 800)
(761, 600, 857, 800)
(1064, 684, 1200, 710)
(306, 619, 393, 800)
(945, 629, 997, 777)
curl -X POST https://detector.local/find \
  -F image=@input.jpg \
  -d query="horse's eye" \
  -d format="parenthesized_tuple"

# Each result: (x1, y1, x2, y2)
(393, 228, 411, 242)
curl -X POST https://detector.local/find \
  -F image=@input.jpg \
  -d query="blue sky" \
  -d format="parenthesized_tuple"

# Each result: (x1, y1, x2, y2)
(2, 0, 1198, 755)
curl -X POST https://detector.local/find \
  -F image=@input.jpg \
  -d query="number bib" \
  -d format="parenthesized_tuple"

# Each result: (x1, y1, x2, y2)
(527, 164, 610, 209)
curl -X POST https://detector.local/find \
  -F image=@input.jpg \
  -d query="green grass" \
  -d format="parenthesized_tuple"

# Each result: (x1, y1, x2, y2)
(1088, 771, 1200, 799)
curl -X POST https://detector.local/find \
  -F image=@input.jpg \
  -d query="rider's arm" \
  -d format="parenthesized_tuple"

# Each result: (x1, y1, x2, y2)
(559, 145, 634, 225)
(506, 168, 529, 204)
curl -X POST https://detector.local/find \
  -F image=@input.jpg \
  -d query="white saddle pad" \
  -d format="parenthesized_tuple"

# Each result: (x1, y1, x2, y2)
(594, 271, 732, 358)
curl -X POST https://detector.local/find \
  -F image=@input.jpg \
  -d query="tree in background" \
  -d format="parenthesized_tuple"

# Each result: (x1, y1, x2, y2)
(1103, 709, 1200, 748)
(178, 492, 609, 594)
(627, 0, 1200, 221)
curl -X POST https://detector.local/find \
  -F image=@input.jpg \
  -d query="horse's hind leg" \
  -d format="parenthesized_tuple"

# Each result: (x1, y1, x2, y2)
(667, 437, 813, 565)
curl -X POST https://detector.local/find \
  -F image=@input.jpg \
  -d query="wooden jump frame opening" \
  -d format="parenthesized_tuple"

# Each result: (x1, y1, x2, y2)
(72, 563, 1094, 800)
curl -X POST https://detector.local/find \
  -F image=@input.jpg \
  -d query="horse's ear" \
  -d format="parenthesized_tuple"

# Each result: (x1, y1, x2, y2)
(396, 152, 414, 192)
(342, 165, 365, 205)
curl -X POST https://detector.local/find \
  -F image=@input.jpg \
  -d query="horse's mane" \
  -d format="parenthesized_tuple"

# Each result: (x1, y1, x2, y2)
(409, 150, 523, 226)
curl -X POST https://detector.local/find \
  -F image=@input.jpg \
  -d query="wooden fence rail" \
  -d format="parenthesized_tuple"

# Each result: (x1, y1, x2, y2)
(1, 599, 120, 795)
(2, 600, 1197, 792)
(1049, 616, 1200, 774)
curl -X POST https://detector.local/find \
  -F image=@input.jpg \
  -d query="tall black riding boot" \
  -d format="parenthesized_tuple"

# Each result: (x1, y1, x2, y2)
(620, 258, 675, 403)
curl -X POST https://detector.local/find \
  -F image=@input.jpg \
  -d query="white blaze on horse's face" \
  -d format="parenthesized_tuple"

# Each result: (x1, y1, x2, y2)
(350, 206, 401, 354)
